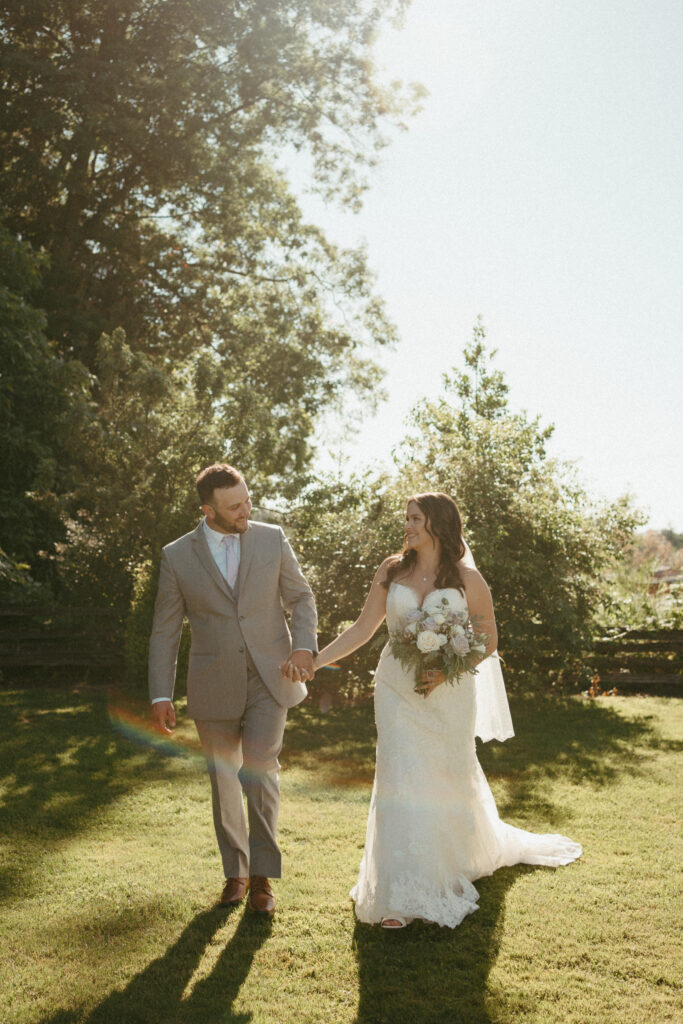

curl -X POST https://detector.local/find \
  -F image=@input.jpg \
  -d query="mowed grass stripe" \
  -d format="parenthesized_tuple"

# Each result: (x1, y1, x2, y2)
(0, 688, 680, 1023)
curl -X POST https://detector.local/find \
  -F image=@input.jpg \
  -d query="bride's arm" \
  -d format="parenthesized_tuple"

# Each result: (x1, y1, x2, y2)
(314, 558, 394, 671)
(462, 566, 498, 657)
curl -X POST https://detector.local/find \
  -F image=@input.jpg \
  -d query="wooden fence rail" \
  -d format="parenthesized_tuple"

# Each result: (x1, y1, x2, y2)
(0, 607, 124, 671)
(591, 628, 683, 692)
(1, 608, 681, 694)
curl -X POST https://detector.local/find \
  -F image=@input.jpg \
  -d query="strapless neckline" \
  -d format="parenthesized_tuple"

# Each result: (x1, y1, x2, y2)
(390, 581, 458, 610)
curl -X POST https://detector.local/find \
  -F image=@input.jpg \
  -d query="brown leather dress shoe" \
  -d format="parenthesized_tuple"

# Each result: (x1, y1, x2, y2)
(219, 877, 248, 906)
(248, 876, 275, 915)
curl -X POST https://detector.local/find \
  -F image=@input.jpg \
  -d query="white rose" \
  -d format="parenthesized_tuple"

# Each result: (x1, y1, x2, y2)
(416, 629, 441, 653)
(450, 624, 465, 637)
(432, 612, 446, 625)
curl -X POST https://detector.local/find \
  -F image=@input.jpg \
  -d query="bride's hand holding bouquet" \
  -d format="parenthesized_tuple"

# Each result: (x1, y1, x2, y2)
(388, 595, 489, 696)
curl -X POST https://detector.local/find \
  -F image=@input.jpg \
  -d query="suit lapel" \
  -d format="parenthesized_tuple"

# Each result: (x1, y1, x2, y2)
(237, 523, 256, 596)
(191, 523, 236, 602)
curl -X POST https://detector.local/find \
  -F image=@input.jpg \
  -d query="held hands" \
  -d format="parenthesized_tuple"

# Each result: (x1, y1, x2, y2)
(152, 700, 176, 734)
(417, 668, 446, 699)
(279, 649, 315, 683)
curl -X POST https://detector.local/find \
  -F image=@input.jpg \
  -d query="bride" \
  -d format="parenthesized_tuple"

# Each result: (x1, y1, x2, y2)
(311, 492, 582, 929)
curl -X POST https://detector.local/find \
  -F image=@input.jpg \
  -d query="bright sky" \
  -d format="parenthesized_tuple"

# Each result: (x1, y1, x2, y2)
(301, 0, 682, 531)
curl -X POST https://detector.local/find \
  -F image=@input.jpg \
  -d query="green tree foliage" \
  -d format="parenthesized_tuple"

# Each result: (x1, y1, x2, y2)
(660, 529, 683, 550)
(629, 530, 683, 570)
(0, 0, 419, 489)
(595, 530, 683, 633)
(292, 322, 644, 693)
(0, 226, 89, 585)
(56, 325, 228, 606)
(0, 547, 51, 607)
(286, 472, 400, 697)
(0, 1, 424, 620)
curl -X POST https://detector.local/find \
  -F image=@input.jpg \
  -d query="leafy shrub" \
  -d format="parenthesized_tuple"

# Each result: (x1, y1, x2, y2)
(125, 559, 190, 694)
(0, 547, 51, 607)
(292, 324, 644, 697)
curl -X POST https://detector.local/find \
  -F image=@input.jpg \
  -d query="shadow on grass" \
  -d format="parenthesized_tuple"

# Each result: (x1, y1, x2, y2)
(0, 686, 194, 902)
(39, 904, 273, 1024)
(284, 692, 680, 821)
(287, 692, 679, 1023)
(353, 865, 531, 1024)
(477, 692, 682, 826)
(282, 700, 378, 787)
(4, 685, 679, 1024)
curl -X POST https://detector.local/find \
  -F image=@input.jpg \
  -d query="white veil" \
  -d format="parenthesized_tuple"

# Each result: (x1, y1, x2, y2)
(461, 540, 514, 743)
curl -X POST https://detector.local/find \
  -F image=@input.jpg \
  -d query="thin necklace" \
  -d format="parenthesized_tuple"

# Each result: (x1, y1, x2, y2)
(417, 557, 437, 582)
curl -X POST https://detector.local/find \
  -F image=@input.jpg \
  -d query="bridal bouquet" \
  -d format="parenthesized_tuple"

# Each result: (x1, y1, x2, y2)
(389, 596, 488, 691)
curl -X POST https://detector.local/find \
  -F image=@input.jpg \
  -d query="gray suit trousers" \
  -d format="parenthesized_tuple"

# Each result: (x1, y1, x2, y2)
(195, 659, 288, 879)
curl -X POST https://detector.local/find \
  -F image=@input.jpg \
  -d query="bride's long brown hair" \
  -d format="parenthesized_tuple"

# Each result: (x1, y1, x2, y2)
(382, 492, 467, 594)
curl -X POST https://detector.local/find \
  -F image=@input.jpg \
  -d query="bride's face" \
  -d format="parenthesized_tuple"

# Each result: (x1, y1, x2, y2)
(404, 501, 431, 550)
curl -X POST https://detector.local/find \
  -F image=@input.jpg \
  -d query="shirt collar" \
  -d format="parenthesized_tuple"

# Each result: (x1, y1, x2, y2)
(203, 516, 240, 552)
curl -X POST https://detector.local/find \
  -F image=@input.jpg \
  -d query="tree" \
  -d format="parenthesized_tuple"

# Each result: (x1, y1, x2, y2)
(660, 529, 683, 550)
(594, 529, 683, 633)
(398, 320, 643, 681)
(0, 225, 89, 585)
(54, 325, 231, 607)
(292, 322, 643, 694)
(286, 470, 401, 699)
(0, 1, 420, 492)
(629, 531, 683, 571)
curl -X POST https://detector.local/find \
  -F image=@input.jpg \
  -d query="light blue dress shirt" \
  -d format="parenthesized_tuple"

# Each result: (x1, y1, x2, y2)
(203, 517, 240, 582)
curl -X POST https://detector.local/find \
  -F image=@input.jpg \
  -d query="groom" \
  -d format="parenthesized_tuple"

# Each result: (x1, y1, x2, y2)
(149, 463, 317, 914)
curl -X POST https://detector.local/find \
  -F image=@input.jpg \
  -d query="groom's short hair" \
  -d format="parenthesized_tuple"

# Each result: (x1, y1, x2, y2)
(196, 463, 244, 504)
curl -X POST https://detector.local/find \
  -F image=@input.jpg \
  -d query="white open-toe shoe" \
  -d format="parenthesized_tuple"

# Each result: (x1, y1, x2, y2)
(380, 916, 413, 929)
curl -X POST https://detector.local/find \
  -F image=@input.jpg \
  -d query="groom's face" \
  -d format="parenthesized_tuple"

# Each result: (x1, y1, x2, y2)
(203, 481, 252, 534)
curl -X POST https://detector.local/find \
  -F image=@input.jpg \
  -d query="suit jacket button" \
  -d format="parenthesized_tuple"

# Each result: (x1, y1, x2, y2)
(239, 646, 244, 653)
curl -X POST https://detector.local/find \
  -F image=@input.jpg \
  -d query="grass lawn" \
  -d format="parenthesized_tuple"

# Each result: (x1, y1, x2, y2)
(0, 684, 680, 1024)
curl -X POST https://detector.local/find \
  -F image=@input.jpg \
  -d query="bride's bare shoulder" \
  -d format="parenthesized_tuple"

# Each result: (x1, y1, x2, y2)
(459, 564, 491, 593)
(376, 554, 400, 585)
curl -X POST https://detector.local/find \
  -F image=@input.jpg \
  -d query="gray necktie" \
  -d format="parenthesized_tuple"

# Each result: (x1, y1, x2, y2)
(222, 534, 238, 588)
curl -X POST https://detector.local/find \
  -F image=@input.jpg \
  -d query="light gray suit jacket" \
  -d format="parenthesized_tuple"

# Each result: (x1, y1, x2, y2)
(148, 520, 318, 719)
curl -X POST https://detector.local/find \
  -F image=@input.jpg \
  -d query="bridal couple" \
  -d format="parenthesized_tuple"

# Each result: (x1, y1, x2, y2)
(150, 463, 581, 927)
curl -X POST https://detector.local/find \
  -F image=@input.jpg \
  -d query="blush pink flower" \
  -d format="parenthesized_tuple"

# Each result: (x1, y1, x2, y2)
(451, 634, 471, 655)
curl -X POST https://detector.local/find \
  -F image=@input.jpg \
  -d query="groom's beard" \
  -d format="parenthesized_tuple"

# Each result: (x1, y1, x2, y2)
(212, 510, 249, 534)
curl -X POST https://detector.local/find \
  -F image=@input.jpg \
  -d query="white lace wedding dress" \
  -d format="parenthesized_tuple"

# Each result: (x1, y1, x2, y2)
(350, 583, 582, 928)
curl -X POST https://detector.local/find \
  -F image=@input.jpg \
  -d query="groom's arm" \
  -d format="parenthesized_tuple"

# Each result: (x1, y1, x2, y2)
(277, 529, 318, 655)
(148, 549, 186, 727)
